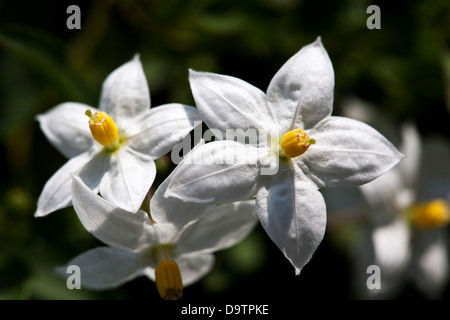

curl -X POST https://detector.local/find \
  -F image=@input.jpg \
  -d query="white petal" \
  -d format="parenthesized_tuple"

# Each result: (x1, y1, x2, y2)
(175, 200, 258, 255)
(126, 103, 202, 159)
(71, 175, 160, 251)
(256, 165, 327, 274)
(416, 137, 450, 200)
(37, 102, 95, 158)
(398, 122, 421, 189)
(55, 247, 148, 290)
(189, 69, 276, 136)
(360, 169, 410, 222)
(143, 253, 215, 287)
(99, 54, 150, 123)
(351, 220, 409, 299)
(372, 218, 411, 277)
(176, 253, 215, 286)
(266, 37, 334, 132)
(412, 230, 449, 298)
(35, 150, 95, 217)
(299, 116, 404, 188)
(99, 146, 157, 213)
(150, 171, 209, 230)
(77, 151, 111, 192)
(165, 140, 262, 204)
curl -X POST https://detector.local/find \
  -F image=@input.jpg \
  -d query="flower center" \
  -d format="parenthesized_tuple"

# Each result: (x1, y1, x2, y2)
(280, 128, 315, 158)
(85, 110, 120, 150)
(410, 199, 450, 229)
(155, 259, 183, 300)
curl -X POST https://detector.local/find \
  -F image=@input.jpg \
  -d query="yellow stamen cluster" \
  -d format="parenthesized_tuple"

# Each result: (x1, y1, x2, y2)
(410, 199, 450, 229)
(280, 128, 315, 158)
(85, 110, 119, 147)
(155, 259, 183, 300)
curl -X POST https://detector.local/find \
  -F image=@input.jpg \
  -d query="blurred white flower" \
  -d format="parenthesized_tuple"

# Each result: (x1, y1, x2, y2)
(360, 124, 449, 299)
(326, 98, 450, 299)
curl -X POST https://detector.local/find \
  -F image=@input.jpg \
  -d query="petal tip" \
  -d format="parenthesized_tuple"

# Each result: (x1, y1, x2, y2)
(70, 173, 83, 186)
(35, 113, 44, 123)
(164, 184, 217, 204)
(188, 69, 203, 79)
(310, 36, 324, 48)
(34, 209, 48, 218)
(132, 53, 141, 62)
(163, 186, 187, 202)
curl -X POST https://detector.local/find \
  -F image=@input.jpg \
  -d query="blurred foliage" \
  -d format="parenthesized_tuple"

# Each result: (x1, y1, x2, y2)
(0, 0, 449, 300)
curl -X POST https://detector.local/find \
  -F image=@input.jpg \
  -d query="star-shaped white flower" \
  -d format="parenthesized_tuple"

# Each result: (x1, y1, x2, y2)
(165, 38, 404, 274)
(57, 174, 257, 299)
(35, 55, 201, 216)
(357, 123, 450, 299)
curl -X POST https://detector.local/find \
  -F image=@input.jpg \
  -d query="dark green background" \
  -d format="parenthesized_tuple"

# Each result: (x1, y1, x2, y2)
(1, 0, 449, 302)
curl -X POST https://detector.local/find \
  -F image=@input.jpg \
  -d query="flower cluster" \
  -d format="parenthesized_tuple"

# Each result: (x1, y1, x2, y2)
(36, 38, 404, 299)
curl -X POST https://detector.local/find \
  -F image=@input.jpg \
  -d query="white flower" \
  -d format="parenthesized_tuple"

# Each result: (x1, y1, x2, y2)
(164, 38, 404, 274)
(357, 123, 450, 299)
(35, 55, 201, 216)
(325, 98, 450, 298)
(57, 174, 257, 299)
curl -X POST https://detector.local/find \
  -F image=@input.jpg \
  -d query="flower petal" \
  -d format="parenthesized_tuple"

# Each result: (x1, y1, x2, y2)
(398, 122, 421, 189)
(266, 37, 334, 132)
(352, 218, 411, 299)
(143, 253, 215, 287)
(175, 200, 258, 255)
(99, 54, 150, 122)
(360, 169, 411, 222)
(412, 230, 449, 298)
(55, 247, 148, 290)
(77, 151, 111, 192)
(150, 171, 209, 231)
(416, 137, 450, 200)
(256, 165, 326, 275)
(372, 218, 411, 276)
(37, 102, 95, 158)
(165, 140, 262, 204)
(72, 175, 160, 251)
(99, 146, 157, 213)
(189, 69, 276, 136)
(299, 116, 404, 188)
(35, 150, 95, 217)
(126, 103, 202, 159)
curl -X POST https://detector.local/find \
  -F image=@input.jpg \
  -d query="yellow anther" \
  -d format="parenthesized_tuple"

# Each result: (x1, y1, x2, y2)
(155, 259, 183, 300)
(280, 128, 315, 158)
(410, 199, 450, 229)
(85, 109, 118, 147)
